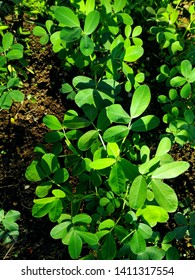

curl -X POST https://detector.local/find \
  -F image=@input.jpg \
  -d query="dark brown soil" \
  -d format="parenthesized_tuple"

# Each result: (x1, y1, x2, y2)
(0, 13, 194, 260)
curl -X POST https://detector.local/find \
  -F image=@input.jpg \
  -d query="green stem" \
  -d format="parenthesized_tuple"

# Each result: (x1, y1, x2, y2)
(63, 127, 79, 155)
(98, 132, 107, 150)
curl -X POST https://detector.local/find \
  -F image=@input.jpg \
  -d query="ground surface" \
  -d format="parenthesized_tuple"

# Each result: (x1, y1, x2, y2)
(0, 12, 194, 260)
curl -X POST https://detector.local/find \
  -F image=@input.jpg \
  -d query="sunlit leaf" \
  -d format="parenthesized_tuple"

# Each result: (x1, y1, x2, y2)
(84, 10, 100, 35)
(103, 125, 129, 142)
(151, 161, 190, 179)
(129, 175, 147, 210)
(130, 85, 151, 118)
(54, 7, 80, 27)
(151, 179, 178, 212)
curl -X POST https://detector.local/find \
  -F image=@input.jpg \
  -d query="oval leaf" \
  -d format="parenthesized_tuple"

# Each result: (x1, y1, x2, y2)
(155, 137, 172, 157)
(124, 46, 144, 62)
(68, 231, 83, 259)
(129, 175, 147, 210)
(130, 231, 146, 254)
(131, 115, 160, 132)
(108, 163, 126, 195)
(103, 125, 129, 142)
(84, 10, 100, 35)
(106, 104, 131, 124)
(43, 115, 63, 130)
(90, 158, 116, 170)
(130, 85, 151, 118)
(77, 231, 98, 246)
(151, 161, 190, 179)
(78, 130, 99, 151)
(50, 221, 71, 239)
(80, 35, 94, 56)
(54, 7, 80, 27)
(72, 213, 92, 224)
(151, 179, 178, 212)
(101, 233, 116, 259)
(137, 205, 169, 227)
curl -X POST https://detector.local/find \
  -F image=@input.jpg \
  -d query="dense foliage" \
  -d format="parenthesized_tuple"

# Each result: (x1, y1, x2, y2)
(0, 0, 195, 259)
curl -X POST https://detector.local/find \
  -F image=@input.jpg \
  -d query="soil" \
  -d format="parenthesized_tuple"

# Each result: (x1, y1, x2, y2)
(0, 12, 194, 260)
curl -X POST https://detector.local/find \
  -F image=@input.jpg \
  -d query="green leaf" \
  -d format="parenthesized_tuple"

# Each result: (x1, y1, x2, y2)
(119, 158, 139, 181)
(98, 219, 115, 230)
(2, 220, 19, 231)
(85, 0, 95, 14)
(151, 179, 178, 212)
(73, 76, 95, 89)
(130, 231, 146, 254)
(188, 68, 195, 83)
(139, 156, 160, 175)
(5, 210, 20, 222)
(170, 76, 186, 87)
(53, 168, 69, 184)
(84, 10, 100, 35)
(2, 32, 13, 51)
(44, 131, 64, 143)
(137, 205, 169, 227)
(63, 111, 91, 129)
(33, 26, 47, 37)
(25, 160, 46, 182)
(131, 115, 160, 132)
(78, 130, 98, 151)
(145, 246, 165, 260)
(43, 115, 63, 130)
(6, 49, 23, 60)
(137, 223, 153, 239)
(103, 125, 129, 142)
(9, 90, 24, 102)
(155, 137, 172, 157)
(101, 233, 116, 259)
(129, 175, 147, 210)
(107, 142, 120, 158)
(33, 197, 56, 204)
(106, 104, 131, 124)
(68, 230, 83, 259)
(151, 161, 190, 179)
(99, 197, 110, 206)
(49, 199, 63, 222)
(75, 88, 94, 108)
(41, 153, 59, 176)
(35, 182, 52, 198)
(180, 60, 192, 78)
(50, 221, 71, 239)
(54, 7, 80, 27)
(90, 158, 116, 170)
(132, 26, 142, 37)
(77, 231, 98, 246)
(32, 203, 53, 218)
(113, 0, 127, 13)
(72, 213, 92, 224)
(80, 35, 94, 56)
(52, 189, 66, 199)
(130, 85, 151, 118)
(166, 247, 179, 260)
(124, 46, 143, 62)
(174, 213, 188, 225)
(174, 226, 188, 239)
(108, 162, 126, 195)
(180, 83, 191, 98)
(7, 77, 20, 88)
(60, 27, 82, 43)
(0, 210, 5, 222)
